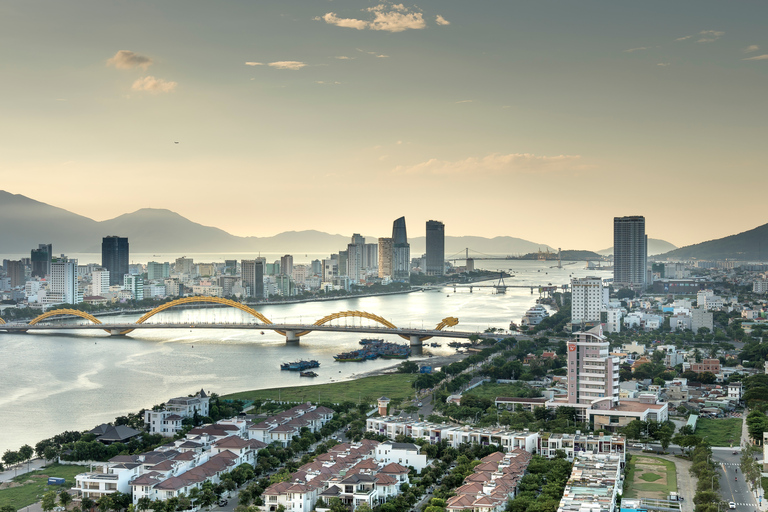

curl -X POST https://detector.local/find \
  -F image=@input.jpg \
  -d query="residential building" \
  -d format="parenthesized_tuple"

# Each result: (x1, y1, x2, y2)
(280, 255, 294, 277)
(92, 269, 110, 296)
(378, 238, 393, 279)
(102, 236, 129, 286)
(145, 389, 211, 437)
(7, 260, 25, 288)
(444, 450, 531, 512)
(374, 441, 428, 472)
(175, 257, 195, 275)
(347, 234, 366, 283)
(691, 358, 721, 375)
(391, 217, 410, 280)
(728, 382, 742, 400)
(613, 216, 646, 290)
(248, 403, 335, 447)
(147, 262, 170, 280)
(754, 280, 768, 294)
(425, 220, 445, 276)
(556, 454, 622, 512)
(570, 276, 603, 326)
(564, 325, 619, 414)
(603, 308, 622, 333)
(123, 274, 144, 301)
(691, 308, 714, 332)
(697, 290, 724, 310)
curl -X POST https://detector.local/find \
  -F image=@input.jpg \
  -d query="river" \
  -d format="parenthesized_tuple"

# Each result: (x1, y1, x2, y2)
(0, 260, 610, 454)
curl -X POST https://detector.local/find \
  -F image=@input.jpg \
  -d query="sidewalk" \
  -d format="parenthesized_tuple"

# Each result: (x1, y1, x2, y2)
(0, 458, 46, 483)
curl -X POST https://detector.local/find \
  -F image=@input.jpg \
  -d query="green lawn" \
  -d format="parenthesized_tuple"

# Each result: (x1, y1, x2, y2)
(623, 456, 677, 499)
(0, 464, 84, 510)
(223, 373, 418, 405)
(695, 417, 742, 447)
(462, 381, 537, 401)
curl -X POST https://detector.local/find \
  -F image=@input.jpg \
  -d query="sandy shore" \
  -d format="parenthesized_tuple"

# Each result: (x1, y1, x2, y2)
(348, 350, 472, 380)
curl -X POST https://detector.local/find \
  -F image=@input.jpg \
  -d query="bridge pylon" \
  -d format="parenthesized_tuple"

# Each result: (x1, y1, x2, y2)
(284, 330, 300, 343)
(409, 335, 422, 347)
(110, 329, 127, 336)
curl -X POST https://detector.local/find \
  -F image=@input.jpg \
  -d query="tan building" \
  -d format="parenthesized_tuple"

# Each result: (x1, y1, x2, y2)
(691, 358, 721, 374)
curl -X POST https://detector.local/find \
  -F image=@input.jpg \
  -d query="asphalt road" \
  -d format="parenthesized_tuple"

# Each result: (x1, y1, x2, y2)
(712, 450, 762, 510)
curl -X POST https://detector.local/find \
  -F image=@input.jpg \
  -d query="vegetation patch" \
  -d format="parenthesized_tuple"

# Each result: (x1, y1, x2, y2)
(0, 464, 84, 510)
(623, 456, 676, 499)
(695, 418, 741, 447)
(223, 373, 417, 405)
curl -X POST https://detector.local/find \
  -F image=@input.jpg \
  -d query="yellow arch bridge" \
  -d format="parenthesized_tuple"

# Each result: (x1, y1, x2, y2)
(0, 297, 464, 345)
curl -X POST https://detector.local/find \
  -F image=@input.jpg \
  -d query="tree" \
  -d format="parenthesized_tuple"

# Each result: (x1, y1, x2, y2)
(81, 496, 95, 512)
(42, 491, 58, 512)
(97, 495, 114, 512)
(19, 445, 34, 471)
(0, 506, 17, 512)
(60, 491, 73, 509)
(44, 446, 59, 464)
(2, 450, 19, 471)
(328, 498, 346, 512)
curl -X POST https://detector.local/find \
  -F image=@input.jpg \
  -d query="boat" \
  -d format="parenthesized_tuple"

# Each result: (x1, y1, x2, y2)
(280, 360, 320, 371)
(359, 338, 384, 345)
(335, 340, 411, 362)
(430, 342, 440, 347)
(520, 305, 550, 326)
(300, 371, 318, 377)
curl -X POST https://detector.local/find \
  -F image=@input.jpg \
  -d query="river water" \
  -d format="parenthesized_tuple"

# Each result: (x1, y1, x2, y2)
(0, 261, 609, 454)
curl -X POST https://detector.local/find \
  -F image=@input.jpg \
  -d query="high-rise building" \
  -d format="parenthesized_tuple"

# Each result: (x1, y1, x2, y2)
(347, 234, 366, 282)
(613, 216, 647, 290)
(378, 238, 393, 278)
(241, 259, 264, 299)
(175, 257, 195, 275)
(31, 243, 52, 278)
(571, 276, 604, 326)
(337, 251, 348, 277)
(391, 217, 410, 280)
(425, 220, 445, 276)
(123, 274, 144, 301)
(566, 325, 619, 415)
(224, 260, 237, 274)
(7, 260, 25, 288)
(92, 269, 110, 296)
(147, 261, 170, 280)
(102, 236, 129, 286)
(311, 259, 322, 275)
(363, 244, 378, 271)
(50, 256, 81, 304)
(280, 255, 294, 277)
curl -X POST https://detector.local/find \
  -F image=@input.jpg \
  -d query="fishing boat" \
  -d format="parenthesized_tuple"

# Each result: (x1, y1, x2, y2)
(300, 371, 318, 377)
(335, 339, 411, 362)
(280, 360, 320, 371)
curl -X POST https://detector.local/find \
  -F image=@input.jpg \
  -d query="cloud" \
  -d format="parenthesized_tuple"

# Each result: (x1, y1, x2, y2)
(245, 62, 264, 66)
(315, 81, 342, 85)
(356, 49, 389, 58)
(131, 76, 177, 93)
(697, 30, 724, 43)
(107, 50, 153, 70)
(455, 99, 473, 103)
(335, 56, 353, 60)
(268, 61, 307, 70)
(675, 35, 692, 41)
(657, 62, 671, 67)
(624, 47, 649, 53)
(317, 4, 426, 32)
(393, 153, 587, 176)
(743, 54, 768, 61)
(743, 45, 760, 53)
(435, 14, 450, 26)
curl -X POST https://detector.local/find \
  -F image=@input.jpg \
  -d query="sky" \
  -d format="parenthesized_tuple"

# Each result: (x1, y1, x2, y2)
(1, 0, 767, 250)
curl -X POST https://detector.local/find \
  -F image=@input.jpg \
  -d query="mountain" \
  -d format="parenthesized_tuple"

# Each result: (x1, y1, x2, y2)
(0, 190, 556, 256)
(657, 222, 768, 261)
(597, 238, 677, 257)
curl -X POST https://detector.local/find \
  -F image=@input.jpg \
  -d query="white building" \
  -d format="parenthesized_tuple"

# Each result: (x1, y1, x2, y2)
(570, 276, 603, 325)
(145, 389, 211, 437)
(557, 454, 621, 512)
(123, 274, 144, 301)
(73, 462, 142, 500)
(728, 382, 742, 401)
(754, 281, 768, 294)
(697, 290, 724, 310)
(603, 308, 622, 333)
(691, 308, 714, 332)
(48, 256, 81, 304)
(374, 441, 428, 472)
(670, 313, 692, 331)
(92, 269, 110, 296)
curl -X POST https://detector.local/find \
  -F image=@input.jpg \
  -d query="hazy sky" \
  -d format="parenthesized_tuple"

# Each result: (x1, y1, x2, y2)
(2, 1, 767, 250)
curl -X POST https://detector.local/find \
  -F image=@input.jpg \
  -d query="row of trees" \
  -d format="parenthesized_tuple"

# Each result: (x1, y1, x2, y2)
(1, 444, 34, 472)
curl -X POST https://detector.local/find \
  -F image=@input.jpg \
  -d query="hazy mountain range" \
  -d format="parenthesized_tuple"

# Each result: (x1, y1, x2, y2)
(598, 239, 678, 257)
(657, 223, 768, 261)
(0, 191, 559, 256)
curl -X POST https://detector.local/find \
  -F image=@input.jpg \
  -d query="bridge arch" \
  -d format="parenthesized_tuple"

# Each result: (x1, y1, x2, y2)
(118, 296, 275, 335)
(27, 309, 109, 333)
(0, 317, 5, 325)
(293, 310, 459, 342)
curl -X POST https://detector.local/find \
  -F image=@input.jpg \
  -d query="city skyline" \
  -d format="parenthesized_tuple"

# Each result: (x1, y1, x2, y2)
(2, 1, 767, 248)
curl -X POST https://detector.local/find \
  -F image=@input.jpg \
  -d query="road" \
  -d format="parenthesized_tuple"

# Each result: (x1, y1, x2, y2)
(712, 449, 761, 510)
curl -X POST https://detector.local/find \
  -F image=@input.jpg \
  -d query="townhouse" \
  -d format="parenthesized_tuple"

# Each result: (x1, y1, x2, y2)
(249, 403, 335, 446)
(445, 450, 532, 512)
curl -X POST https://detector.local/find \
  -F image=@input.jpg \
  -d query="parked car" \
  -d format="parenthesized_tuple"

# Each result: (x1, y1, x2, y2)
(632, 443, 644, 448)
(218, 499, 228, 507)
(729, 502, 736, 509)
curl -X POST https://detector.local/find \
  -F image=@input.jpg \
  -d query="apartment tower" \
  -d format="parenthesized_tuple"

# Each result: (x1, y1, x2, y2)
(566, 325, 620, 413)
(570, 276, 604, 326)
(378, 238, 393, 279)
(241, 259, 264, 299)
(391, 217, 410, 280)
(613, 216, 647, 290)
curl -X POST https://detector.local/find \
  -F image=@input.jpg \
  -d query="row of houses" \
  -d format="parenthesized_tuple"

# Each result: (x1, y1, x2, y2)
(365, 417, 627, 464)
(74, 402, 336, 506)
(444, 450, 532, 512)
(555, 453, 622, 512)
(263, 439, 419, 512)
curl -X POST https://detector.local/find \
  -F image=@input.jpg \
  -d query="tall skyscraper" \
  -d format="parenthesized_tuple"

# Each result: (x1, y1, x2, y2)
(613, 216, 647, 290)
(378, 238, 393, 279)
(425, 220, 445, 276)
(280, 255, 294, 277)
(50, 256, 81, 304)
(102, 236, 129, 286)
(31, 243, 52, 278)
(241, 259, 264, 299)
(566, 325, 619, 413)
(347, 234, 366, 282)
(7, 260, 25, 288)
(570, 276, 604, 326)
(391, 217, 410, 280)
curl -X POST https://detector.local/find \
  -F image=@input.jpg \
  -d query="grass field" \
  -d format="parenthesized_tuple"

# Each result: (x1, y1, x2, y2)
(462, 382, 537, 401)
(623, 456, 677, 499)
(0, 464, 84, 510)
(223, 373, 418, 405)
(695, 418, 742, 447)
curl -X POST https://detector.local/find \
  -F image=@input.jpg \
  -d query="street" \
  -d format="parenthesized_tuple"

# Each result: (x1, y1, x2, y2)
(712, 449, 760, 510)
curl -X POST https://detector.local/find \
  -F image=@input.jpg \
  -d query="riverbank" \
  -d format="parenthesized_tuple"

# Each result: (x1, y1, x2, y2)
(222, 350, 471, 404)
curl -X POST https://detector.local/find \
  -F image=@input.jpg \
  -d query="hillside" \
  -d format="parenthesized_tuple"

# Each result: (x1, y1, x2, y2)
(657, 222, 768, 261)
(597, 238, 677, 256)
